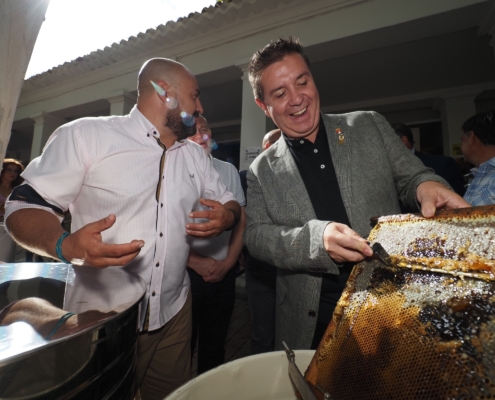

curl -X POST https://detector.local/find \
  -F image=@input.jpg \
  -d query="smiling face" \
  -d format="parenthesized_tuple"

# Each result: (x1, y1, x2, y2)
(255, 53, 320, 142)
(188, 115, 212, 155)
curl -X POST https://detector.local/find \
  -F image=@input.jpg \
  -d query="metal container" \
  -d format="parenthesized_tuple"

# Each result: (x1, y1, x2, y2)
(0, 263, 146, 399)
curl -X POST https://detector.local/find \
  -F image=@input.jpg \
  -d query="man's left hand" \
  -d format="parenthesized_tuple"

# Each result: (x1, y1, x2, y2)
(186, 199, 237, 238)
(417, 181, 471, 217)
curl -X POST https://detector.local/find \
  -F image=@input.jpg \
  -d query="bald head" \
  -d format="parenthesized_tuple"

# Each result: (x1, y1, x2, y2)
(137, 58, 191, 96)
(262, 129, 282, 150)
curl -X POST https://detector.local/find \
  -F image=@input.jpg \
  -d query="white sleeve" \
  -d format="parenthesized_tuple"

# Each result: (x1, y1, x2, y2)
(201, 153, 237, 205)
(18, 123, 88, 212)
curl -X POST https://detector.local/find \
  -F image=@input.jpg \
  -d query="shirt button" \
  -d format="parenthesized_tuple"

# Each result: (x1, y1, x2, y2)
(300, 140, 304, 144)
(161, 203, 163, 208)
(314, 149, 318, 153)
(152, 291, 156, 297)
(160, 232, 163, 237)
(153, 131, 157, 135)
(147, 134, 150, 137)
(155, 262, 159, 267)
(308, 310, 316, 318)
(321, 164, 325, 169)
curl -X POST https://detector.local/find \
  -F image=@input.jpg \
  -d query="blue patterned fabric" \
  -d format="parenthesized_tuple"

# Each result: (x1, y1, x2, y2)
(464, 157, 495, 206)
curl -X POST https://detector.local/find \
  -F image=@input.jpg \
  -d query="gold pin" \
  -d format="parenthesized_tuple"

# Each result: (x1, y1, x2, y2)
(336, 128, 345, 145)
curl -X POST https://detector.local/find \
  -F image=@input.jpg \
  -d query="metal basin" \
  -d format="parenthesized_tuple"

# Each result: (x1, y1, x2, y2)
(0, 263, 146, 399)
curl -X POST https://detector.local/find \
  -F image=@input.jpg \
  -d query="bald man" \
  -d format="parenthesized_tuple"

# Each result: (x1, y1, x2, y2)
(262, 128, 282, 150)
(5, 58, 240, 399)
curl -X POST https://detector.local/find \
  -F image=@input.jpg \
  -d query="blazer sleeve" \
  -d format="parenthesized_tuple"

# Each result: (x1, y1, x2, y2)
(369, 112, 450, 211)
(244, 161, 338, 274)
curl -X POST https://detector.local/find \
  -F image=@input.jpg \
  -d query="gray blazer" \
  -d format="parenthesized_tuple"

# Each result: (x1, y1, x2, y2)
(244, 111, 448, 350)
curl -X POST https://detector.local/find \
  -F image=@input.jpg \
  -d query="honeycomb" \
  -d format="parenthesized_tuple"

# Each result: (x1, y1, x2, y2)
(305, 205, 495, 400)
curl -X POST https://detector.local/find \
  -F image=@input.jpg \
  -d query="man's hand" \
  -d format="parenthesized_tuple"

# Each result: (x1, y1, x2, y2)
(189, 256, 216, 278)
(63, 214, 144, 268)
(203, 260, 231, 283)
(186, 199, 238, 239)
(323, 222, 372, 263)
(416, 181, 471, 218)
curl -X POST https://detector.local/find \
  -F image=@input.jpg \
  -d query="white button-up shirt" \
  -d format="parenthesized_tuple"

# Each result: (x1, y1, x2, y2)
(5, 106, 236, 331)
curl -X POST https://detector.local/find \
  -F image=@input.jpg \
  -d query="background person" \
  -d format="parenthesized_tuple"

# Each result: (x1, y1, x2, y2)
(186, 115, 246, 373)
(0, 159, 24, 262)
(392, 122, 465, 196)
(461, 109, 495, 206)
(240, 129, 280, 354)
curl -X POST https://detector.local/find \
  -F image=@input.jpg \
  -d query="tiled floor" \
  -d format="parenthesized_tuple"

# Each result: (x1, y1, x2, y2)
(191, 293, 252, 377)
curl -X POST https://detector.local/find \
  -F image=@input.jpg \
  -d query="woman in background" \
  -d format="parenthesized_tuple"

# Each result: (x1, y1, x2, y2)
(0, 159, 24, 262)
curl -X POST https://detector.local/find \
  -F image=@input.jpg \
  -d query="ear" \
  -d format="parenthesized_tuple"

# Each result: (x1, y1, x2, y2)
(255, 98, 271, 118)
(468, 131, 477, 144)
(155, 79, 172, 96)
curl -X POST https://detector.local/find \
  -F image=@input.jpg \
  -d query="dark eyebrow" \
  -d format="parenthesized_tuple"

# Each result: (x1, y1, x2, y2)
(268, 72, 310, 96)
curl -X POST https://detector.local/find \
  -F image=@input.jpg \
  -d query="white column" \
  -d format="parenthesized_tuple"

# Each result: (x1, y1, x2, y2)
(434, 92, 478, 157)
(106, 90, 136, 116)
(236, 61, 273, 171)
(30, 113, 66, 160)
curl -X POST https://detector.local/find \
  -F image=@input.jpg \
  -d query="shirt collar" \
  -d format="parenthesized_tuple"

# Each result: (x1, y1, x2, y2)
(283, 115, 326, 149)
(479, 156, 495, 170)
(130, 105, 186, 150)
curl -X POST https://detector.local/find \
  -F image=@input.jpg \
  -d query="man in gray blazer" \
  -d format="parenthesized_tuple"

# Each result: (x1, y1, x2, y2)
(244, 37, 470, 350)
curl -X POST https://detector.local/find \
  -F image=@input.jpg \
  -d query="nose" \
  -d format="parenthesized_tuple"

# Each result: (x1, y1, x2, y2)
(288, 87, 303, 106)
(196, 98, 204, 116)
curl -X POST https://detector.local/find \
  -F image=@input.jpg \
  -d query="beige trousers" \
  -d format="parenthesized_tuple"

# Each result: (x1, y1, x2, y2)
(135, 292, 192, 400)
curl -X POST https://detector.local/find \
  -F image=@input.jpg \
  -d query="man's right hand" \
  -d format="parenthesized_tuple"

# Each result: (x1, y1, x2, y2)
(323, 222, 372, 263)
(62, 214, 144, 268)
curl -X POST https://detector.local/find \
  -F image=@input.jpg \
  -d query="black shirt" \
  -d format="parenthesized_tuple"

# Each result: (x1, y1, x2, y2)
(284, 116, 353, 324)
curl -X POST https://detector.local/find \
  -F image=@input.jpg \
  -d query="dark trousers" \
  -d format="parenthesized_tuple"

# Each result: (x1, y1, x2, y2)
(244, 254, 277, 354)
(187, 266, 236, 374)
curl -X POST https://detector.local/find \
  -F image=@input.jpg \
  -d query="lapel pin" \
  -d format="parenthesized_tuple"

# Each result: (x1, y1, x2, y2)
(336, 128, 345, 145)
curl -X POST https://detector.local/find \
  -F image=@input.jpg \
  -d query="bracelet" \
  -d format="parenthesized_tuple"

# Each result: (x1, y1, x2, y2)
(45, 312, 75, 340)
(55, 231, 71, 264)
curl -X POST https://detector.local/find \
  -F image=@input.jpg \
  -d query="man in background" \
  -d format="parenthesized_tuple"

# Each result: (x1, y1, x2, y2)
(240, 128, 281, 354)
(461, 110, 495, 205)
(392, 122, 465, 196)
(187, 115, 246, 373)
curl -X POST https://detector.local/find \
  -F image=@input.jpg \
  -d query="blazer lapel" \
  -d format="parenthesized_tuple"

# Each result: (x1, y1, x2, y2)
(322, 114, 354, 224)
(271, 138, 316, 221)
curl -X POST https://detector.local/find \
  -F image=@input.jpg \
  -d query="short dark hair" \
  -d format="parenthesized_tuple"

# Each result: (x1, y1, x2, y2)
(391, 122, 414, 146)
(461, 110, 495, 146)
(248, 37, 311, 101)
